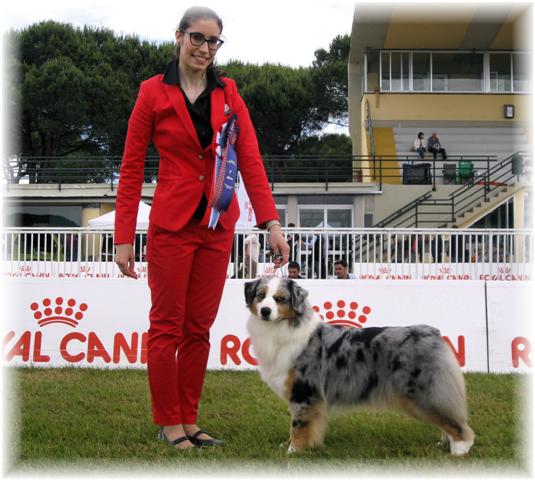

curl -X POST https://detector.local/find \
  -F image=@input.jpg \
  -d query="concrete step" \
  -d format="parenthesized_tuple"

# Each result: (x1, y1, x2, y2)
(394, 127, 526, 135)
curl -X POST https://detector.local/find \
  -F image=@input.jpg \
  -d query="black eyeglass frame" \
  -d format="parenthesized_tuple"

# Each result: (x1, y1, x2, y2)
(180, 29, 224, 50)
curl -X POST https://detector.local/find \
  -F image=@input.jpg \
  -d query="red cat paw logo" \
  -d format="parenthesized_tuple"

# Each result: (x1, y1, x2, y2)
(30, 297, 88, 328)
(312, 300, 372, 328)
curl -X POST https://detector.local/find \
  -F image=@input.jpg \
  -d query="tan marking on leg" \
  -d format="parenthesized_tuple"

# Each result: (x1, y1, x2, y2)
(396, 397, 465, 442)
(290, 400, 328, 451)
(283, 370, 296, 402)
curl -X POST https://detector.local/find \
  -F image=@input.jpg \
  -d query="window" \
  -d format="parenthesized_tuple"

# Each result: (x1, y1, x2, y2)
(366, 50, 380, 91)
(432, 52, 483, 91)
(490, 53, 511, 92)
(413, 52, 431, 91)
(513, 53, 529, 92)
(364, 50, 530, 94)
(299, 207, 353, 228)
(300, 209, 325, 228)
(276, 207, 287, 226)
(380, 52, 410, 91)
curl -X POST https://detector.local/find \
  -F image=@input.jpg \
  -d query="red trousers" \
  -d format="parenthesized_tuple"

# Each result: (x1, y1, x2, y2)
(146, 219, 234, 425)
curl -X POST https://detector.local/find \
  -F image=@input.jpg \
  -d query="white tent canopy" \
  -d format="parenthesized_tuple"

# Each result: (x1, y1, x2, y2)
(88, 201, 151, 230)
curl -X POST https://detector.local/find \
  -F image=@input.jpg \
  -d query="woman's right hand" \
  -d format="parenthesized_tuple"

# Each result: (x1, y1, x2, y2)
(115, 244, 138, 279)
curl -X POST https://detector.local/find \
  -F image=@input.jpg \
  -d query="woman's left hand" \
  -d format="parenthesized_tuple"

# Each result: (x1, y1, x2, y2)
(267, 225, 290, 268)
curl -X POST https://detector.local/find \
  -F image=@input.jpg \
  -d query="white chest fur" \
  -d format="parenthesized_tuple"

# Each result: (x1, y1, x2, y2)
(247, 312, 320, 399)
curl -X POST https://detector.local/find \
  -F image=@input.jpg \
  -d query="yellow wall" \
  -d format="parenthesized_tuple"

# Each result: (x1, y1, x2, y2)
(372, 128, 401, 185)
(363, 93, 530, 122)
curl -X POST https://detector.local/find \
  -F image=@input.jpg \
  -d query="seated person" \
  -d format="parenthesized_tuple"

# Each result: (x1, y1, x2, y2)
(413, 131, 426, 161)
(333, 259, 356, 279)
(427, 131, 447, 160)
(287, 261, 305, 279)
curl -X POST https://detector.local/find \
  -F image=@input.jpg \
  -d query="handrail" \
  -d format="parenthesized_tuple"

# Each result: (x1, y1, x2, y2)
(371, 152, 529, 228)
(374, 191, 433, 228)
(4, 154, 500, 193)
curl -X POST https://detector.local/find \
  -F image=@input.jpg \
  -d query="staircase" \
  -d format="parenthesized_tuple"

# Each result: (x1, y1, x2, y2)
(374, 152, 530, 228)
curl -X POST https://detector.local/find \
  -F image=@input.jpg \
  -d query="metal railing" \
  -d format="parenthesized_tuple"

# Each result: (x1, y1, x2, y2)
(374, 152, 530, 228)
(4, 154, 500, 192)
(2, 227, 532, 281)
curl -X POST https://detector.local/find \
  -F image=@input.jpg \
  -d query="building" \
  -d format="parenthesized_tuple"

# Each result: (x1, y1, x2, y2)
(348, 2, 532, 228)
(3, 2, 531, 231)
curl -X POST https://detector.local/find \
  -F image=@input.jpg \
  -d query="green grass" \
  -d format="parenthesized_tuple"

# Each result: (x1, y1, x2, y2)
(4, 368, 531, 476)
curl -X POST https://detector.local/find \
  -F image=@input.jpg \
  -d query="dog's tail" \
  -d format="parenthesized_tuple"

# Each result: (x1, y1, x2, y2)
(429, 340, 469, 428)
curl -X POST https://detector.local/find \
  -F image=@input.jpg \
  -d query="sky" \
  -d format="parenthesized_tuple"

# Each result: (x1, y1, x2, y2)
(3, 0, 356, 68)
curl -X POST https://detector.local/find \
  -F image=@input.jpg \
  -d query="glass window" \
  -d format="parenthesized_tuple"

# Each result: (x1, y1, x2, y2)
(490, 53, 511, 92)
(327, 209, 352, 228)
(391, 52, 401, 91)
(276, 207, 286, 226)
(299, 209, 324, 228)
(381, 52, 390, 91)
(432, 52, 483, 91)
(402, 53, 410, 91)
(513, 53, 529, 92)
(365, 50, 380, 92)
(413, 53, 431, 91)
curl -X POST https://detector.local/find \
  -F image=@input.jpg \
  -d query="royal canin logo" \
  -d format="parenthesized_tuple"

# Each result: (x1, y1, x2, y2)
(30, 297, 88, 328)
(312, 299, 372, 328)
(498, 266, 512, 274)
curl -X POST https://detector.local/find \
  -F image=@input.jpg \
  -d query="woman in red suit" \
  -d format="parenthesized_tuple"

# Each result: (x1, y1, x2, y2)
(114, 6, 289, 450)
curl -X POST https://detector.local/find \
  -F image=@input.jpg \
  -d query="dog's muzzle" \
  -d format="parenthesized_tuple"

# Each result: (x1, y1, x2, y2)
(260, 307, 272, 320)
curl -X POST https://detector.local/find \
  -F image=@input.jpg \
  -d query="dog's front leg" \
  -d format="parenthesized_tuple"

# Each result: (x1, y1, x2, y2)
(288, 400, 328, 453)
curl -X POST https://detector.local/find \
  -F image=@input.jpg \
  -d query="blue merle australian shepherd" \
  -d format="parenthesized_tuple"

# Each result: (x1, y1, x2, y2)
(244, 276, 475, 455)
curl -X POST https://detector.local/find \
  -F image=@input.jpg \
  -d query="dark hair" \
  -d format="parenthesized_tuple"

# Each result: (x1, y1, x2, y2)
(418, 131, 424, 139)
(178, 6, 223, 33)
(334, 259, 348, 268)
(288, 223, 296, 228)
(288, 261, 301, 271)
(175, 6, 223, 75)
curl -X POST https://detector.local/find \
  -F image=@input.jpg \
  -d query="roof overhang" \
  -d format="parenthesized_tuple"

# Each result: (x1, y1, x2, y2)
(349, 2, 532, 65)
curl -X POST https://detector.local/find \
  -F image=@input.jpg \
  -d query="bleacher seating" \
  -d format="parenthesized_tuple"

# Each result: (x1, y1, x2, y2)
(394, 126, 529, 160)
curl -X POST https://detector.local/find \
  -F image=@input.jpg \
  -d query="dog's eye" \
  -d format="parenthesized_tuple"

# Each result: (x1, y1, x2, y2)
(273, 296, 288, 303)
(257, 292, 265, 300)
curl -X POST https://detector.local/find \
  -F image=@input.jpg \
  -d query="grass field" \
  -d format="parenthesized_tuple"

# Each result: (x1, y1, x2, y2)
(4, 368, 532, 476)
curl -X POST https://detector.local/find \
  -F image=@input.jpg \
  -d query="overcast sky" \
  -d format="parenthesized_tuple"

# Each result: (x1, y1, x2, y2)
(4, 0, 356, 67)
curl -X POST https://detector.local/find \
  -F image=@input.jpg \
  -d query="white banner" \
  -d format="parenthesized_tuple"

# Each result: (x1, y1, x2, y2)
(2, 279, 531, 373)
(353, 263, 531, 281)
(3, 261, 530, 281)
(486, 281, 533, 373)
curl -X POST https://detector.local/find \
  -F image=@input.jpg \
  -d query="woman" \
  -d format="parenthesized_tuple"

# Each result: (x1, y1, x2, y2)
(114, 6, 289, 450)
(414, 131, 426, 160)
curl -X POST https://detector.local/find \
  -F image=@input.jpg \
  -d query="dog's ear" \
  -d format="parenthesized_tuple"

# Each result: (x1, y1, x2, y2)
(287, 279, 309, 315)
(244, 278, 261, 308)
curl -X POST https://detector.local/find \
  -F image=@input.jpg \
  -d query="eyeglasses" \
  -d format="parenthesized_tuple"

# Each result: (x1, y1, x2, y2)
(180, 29, 224, 50)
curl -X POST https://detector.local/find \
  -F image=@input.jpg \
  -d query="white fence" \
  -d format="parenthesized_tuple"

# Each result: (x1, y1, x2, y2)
(1, 227, 533, 281)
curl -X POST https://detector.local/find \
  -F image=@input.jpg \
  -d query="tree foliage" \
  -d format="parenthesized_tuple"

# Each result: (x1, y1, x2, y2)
(8, 21, 351, 182)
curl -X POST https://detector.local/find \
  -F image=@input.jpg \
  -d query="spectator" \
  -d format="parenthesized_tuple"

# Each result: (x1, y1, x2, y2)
(413, 131, 426, 161)
(333, 259, 356, 279)
(287, 261, 305, 279)
(244, 233, 260, 278)
(427, 132, 447, 160)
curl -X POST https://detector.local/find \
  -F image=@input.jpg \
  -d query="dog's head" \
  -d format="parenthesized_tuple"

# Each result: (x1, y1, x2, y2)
(244, 276, 309, 326)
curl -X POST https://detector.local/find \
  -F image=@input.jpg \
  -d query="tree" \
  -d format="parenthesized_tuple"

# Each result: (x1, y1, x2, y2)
(222, 61, 327, 155)
(9, 21, 173, 182)
(311, 34, 350, 127)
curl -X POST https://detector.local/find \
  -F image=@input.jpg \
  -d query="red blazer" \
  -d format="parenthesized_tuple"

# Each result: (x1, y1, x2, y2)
(114, 74, 279, 245)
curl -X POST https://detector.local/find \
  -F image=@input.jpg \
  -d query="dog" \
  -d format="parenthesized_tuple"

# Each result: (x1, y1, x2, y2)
(244, 276, 475, 456)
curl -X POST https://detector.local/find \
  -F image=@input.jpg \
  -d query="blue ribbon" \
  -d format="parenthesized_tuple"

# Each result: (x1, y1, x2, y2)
(208, 114, 239, 229)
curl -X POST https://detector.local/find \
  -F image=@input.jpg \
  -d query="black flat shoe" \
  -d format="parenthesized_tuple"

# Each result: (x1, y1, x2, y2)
(187, 429, 224, 447)
(157, 427, 192, 448)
